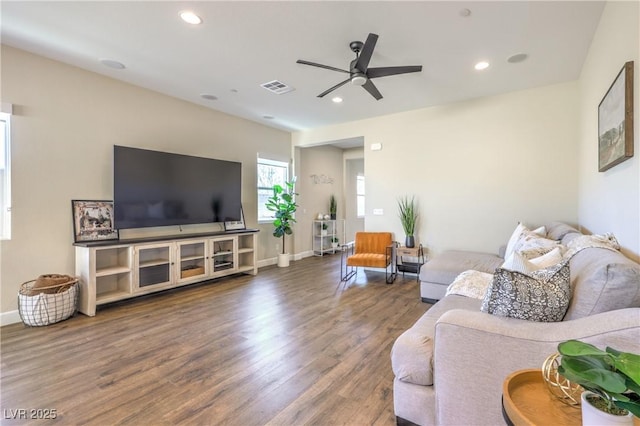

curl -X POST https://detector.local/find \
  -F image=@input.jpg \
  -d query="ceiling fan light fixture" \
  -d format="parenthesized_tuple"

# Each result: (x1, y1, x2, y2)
(351, 73, 367, 86)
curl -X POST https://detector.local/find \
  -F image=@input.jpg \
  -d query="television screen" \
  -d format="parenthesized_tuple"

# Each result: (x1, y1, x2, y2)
(113, 146, 242, 229)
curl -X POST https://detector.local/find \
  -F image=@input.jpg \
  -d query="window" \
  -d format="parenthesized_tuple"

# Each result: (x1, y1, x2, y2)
(356, 174, 365, 218)
(0, 112, 11, 239)
(257, 157, 289, 223)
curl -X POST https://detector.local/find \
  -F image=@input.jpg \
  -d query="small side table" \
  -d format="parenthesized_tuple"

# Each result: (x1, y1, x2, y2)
(395, 244, 425, 281)
(502, 369, 580, 426)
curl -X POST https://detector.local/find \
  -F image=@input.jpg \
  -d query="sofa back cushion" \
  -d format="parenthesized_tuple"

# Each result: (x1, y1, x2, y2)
(563, 240, 640, 320)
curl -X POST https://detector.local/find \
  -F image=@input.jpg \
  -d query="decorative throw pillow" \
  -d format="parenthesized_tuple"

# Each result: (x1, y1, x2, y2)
(513, 230, 563, 259)
(504, 223, 547, 260)
(481, 261, 571, 322)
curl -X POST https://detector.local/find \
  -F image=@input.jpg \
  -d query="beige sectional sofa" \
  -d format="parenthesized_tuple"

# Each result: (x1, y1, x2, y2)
(391, 222, 640, 425)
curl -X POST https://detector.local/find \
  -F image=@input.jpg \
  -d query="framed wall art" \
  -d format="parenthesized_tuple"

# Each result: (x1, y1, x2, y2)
(71, 200, 119, 243)
(224, 206, 246, 231)
(598, 61, 634, 172)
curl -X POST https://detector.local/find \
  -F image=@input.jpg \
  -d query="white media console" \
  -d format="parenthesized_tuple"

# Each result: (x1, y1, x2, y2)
(74, 229, 258, 316)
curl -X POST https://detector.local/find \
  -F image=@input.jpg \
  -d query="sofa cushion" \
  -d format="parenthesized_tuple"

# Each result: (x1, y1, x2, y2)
(564, 246, 640, 320)
(391, 295, 481, 386)
(419, 250, 503, 285)
(481, 262, 571, 322)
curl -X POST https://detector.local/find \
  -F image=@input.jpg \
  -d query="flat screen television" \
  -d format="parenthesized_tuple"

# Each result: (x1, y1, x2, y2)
(113, 146, 242, 229)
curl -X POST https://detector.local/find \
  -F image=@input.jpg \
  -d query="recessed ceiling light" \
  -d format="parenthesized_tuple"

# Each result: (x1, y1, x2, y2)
(230, 89, 238, 93)
(332, 97, 343, 103)
(200, 94, 218, 101)
(99, 59, 125, 69)
(507, 53, 529, 64)
(459, 8, 471, 17)
(263, 115, 275, 120)
(180, 11, 202, 25)
(474, 61, 490, 71)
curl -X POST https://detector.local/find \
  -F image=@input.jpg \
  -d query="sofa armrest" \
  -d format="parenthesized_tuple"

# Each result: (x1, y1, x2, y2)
(433, 308, 640, 426)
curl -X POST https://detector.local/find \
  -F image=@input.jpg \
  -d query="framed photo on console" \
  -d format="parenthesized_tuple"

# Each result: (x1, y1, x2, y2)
(224, 206, 246, 231)
(71, 200, 119, 243)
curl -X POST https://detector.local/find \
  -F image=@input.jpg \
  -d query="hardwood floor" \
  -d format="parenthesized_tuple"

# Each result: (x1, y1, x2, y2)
(1, 254, 430, 425)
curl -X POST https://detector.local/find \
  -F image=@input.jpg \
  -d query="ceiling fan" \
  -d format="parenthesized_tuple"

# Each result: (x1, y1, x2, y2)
(296, 33, 422, 101)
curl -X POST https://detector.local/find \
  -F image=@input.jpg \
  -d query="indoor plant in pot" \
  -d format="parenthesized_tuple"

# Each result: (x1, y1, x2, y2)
(265, 179, 298, 267)
(329, 195, 337, 220)
(398, 196, 418, 248)
(331, 236, 339, 249)
(557, 340, 640, 425)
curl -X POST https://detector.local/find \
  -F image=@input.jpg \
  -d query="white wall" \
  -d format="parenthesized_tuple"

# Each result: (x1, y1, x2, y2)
(293, 82, 581, 257)
(0, 46, 291, 316)
(578, 1, 639, 261)
(295, 145, 344, 254)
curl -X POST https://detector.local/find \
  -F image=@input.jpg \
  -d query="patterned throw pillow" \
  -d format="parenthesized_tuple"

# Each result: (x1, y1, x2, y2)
(513, 230, 564, 259)
(481, 261, 571, 322)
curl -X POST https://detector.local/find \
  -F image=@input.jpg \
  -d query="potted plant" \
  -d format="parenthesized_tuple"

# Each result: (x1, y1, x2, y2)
(265, 179, 298, 267)
(329, 195, 337, 220)
(321, 222, 328, 236)
(331, 236, 339, 249)
(398, 196, 418, 248)
(557, 340, 640, 425)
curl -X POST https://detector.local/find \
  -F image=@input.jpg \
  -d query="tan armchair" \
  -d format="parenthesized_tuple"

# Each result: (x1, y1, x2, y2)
(341, 232, 397, 284)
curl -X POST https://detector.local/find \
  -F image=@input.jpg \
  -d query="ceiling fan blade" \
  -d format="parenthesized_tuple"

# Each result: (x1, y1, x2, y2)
(297, 60, 350, 74)
(362, 79, 383, 100)
(367, 65, 423, 79)
(317, 78, 351, 98)
(354, 33, 378, 73)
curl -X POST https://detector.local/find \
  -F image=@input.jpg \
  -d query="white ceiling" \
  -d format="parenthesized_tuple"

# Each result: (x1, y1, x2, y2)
(1, 1, 604, 133)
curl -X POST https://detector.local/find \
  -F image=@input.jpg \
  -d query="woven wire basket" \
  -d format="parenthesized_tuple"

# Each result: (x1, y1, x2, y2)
(18, 276, 79, 326)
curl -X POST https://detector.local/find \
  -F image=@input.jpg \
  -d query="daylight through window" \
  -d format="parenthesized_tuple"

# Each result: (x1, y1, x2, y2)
(257, 157, 289, 223)
(0, 112, 11, 239)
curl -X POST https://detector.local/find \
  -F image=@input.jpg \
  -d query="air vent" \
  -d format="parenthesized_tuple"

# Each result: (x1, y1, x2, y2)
(261, 80, 295, 95)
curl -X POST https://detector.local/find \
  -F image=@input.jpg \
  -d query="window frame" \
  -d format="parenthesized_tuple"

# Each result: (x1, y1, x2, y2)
(0, 111, 11, 240)
(356, 174, 365, 218)
(257, 157, 289, 224)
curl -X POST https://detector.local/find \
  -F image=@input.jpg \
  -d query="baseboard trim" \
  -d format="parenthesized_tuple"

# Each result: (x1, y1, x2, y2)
(257, 251, 314, 269)
(1, 310, 21, 326)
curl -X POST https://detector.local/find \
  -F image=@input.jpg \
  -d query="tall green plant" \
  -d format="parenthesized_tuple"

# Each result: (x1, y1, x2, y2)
(329, 195, 337, 215)
(558, 340, 640, 417)
(398, 196, 418, 236)
(265, 179, 298, 255)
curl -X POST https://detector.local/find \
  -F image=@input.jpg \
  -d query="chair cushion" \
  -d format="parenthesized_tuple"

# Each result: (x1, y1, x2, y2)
(347, 253, 388, 268)
(354, 232, 392, 255)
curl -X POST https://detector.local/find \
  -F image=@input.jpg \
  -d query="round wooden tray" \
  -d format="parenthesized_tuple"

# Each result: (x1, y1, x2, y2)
(502, 369, 581, 426)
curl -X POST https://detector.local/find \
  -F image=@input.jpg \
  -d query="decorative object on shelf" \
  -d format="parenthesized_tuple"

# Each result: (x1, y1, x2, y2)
(224, 206, 246, 231)
(321, 222, 328, 236)
(265, 178, 298, 267)
(398, 195, 418, 248)
(330, 194, 337, 220)
(317, 212, 324, 220)
(598, 61, 634, 172)
(331, 237, 339, 249)
(71, 200, 119, 242)
(542, 352, 583, 406)
(557, 339, 640, 424)
(323, 214, 330, 220)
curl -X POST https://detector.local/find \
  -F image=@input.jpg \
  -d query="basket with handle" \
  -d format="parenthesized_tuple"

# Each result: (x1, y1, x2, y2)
(18, 275, 79, 326)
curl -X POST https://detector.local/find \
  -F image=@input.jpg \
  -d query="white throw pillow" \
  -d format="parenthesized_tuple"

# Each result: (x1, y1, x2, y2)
(504, 223, 527, 260)
(529, 247, 563, 269)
